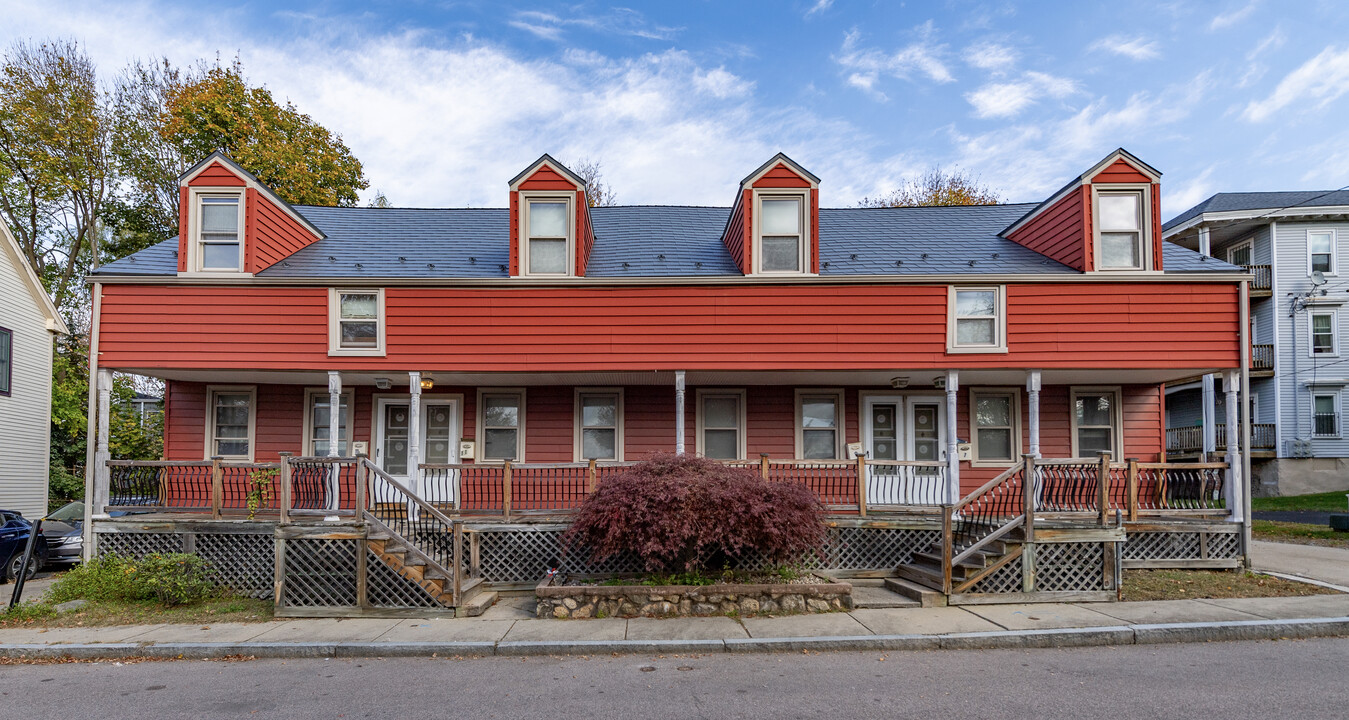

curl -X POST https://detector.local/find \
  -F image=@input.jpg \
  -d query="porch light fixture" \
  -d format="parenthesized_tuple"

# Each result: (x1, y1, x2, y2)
(374, 377, 392, 390)
(933, 377, 946, 390)
(420, 376, 435, 390)
(890, 376, 910, 389)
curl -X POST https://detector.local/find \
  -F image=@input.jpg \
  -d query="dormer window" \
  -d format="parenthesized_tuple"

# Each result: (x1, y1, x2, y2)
(1094, 188, 1150, 271)
(197, 194, 244, 271)
(522, 195, 574, 276)
(755, 191, 809, 274)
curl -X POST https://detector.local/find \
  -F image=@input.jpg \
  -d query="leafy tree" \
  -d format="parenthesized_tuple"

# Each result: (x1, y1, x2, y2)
(858, 167, 1003, 208)
(366, 190, 392, 208)
(569, 158, 618, 207)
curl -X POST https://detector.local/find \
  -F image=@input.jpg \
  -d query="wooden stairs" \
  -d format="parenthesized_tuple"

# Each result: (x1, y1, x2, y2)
(893, 530, 1026, 599)
(367, 528, 497, 617)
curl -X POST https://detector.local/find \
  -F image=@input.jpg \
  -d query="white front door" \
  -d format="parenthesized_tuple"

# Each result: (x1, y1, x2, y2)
(862, 395, 946, 504)
(374, 397, 459, 504)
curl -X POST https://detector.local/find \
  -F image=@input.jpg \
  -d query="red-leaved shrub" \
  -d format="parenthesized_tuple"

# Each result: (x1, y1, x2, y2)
(563, 454, 827, 573)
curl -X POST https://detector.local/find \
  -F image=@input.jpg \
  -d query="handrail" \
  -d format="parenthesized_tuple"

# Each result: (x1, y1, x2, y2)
(951, 516, 1025, 567)
(951, 461, 1025, 514)
(361, 458, 465, 604)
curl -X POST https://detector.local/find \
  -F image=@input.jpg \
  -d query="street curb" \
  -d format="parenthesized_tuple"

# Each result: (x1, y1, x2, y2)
(2, 616, 1347, 660)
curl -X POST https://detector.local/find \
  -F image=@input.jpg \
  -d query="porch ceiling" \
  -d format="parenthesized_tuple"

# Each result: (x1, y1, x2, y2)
(117, 367, 1234, 388)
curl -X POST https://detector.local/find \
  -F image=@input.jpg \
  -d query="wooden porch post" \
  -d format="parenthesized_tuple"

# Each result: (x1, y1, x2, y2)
(856, 455, 867, 517)
(1097, 451, 1112, 526)
(502, 460, 513, 521)
(1223, 369, 1244, 522)
(278, 452, 293, 524)
(945, 370, 960, 504)
(210, 456, 224, 519)
(92, 368, 113, 517)
(408, 372, 422, 520)
(1127, 458, 1140, 522)
(1026, 370, 1041, 458)
(674, 371, 686, 455)
(327, 371, 342, 511)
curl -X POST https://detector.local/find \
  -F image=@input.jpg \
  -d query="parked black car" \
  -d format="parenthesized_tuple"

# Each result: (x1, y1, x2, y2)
(39, 502, 88, 566)
(0, 510, 50, 582)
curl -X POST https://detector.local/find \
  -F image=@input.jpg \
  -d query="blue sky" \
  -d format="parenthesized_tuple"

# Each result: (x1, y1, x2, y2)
(6, 0, 1349, 216)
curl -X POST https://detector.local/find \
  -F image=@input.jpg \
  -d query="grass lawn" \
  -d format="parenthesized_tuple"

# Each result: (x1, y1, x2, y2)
(1253, 519, 1349, 550)
(1121, 569, 1337, 602)
(0, 596, 273, 629)
(1252, 491, 1349, 513)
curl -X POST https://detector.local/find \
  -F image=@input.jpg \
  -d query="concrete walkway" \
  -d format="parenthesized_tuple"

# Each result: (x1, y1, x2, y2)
(3, 593, 1348, 658)
(1251, 540, 1349, 588)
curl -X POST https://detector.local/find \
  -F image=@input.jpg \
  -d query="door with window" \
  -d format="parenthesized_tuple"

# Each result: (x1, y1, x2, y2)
(373, 397, 459, 507)
(862, 396, 946, 504)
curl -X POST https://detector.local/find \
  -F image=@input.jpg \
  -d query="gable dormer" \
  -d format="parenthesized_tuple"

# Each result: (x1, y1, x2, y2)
(1002, 148, 1163, 273)
(176, 151, 325, 276)
(722, 153, 820, 275)
(508, 155, 596, 277)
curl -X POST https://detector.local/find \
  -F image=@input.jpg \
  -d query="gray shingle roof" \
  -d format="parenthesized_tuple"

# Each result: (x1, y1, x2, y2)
(93, 202, 1238, 279)
(1161, 243, 1244, 272)
(1164, 190, 1349, 231)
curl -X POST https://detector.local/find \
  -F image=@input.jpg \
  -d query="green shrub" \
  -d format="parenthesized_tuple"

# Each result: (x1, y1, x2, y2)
(48, 553, 218, 606)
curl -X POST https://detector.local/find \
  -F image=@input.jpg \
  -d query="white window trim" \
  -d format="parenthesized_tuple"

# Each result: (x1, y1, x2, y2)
(476, 389, 526, 462)
(204, 385, 257, 461)
(302, 387, 355, 457)
(1309, 309, 1339, 358)
(328, 288, 386, 357)
(1069, 386, 1124, 459)
(182, 187, 251, 276)
(752, 189, 812, 275)
(1227, 239, 1252, 266)
(1307, 228, 1337, 277)
(1091, 184, 1155, 273)
(573, 388, 624, 462)
(695, 389, 748, 460)
(1311, 389, 1341, 439)
(947, 285, 1008, 354)
(519, 191, 576, 277)
(969, 387, 1022, 467)
(794, 389, 846, 460)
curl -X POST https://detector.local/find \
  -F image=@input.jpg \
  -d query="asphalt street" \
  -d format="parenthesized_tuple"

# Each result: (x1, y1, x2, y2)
(0, 637, 1346, 719)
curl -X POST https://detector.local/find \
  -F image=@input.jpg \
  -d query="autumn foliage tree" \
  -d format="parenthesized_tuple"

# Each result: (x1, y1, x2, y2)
(858, 166, 1003, 208)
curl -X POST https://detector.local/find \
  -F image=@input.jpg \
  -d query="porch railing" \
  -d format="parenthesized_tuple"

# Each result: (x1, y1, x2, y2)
(1167, 424, 1276, 453)
(1243, 264, 1271, 292)
(1252, 344, 1274, 370)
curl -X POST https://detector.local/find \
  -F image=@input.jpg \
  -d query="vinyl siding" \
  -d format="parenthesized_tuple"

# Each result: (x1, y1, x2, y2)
(0, 245, 54, 518)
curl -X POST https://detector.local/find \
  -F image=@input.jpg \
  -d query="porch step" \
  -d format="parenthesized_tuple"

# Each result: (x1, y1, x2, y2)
(850, 584, 921, 609)
(894, 562, 945, 590)
(883, 577, 947, 608)
(912, 549, 990, 571)
(456, 589, 498, 618)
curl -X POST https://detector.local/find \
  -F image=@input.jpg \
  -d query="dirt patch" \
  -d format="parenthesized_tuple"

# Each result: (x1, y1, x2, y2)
(1122, 569, 1338, 602)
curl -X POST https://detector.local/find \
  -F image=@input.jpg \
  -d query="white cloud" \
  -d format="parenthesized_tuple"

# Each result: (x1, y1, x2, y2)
(1163, 166, 1216, 216)
(964, 71, 1076, 119)
(692, 66, 754, 99)
(962, 41, 1018, 72)
(1210, 0, 1258, 31)
(1088, 35, 1160, 61)
(507, 7, 680, 42)
(1243, 46, 1349, 122)
(834, 24, 954, 101)
(805, 0, 833, 17)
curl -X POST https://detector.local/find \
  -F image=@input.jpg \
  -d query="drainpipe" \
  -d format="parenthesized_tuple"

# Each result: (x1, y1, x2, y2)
(674, 371, 686, 455)
(1026, 370, 1041, 458)
(945, 370, 960, 504)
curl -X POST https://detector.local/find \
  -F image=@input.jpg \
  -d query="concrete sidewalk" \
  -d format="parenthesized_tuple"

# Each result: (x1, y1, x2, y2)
(2, 593, 1348, 659)
(1251, 540, 1349, 589)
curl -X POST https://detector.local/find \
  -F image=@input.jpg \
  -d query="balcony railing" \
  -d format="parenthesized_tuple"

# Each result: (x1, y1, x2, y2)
(1243, 264, 1271, 292)
(1252, 344, 1274, 371)
(1167, 423, 1276, 452)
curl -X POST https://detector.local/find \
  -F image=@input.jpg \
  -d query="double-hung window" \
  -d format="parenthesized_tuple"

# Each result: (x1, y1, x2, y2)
(1311, 311, 1338, 356)
(797, 391, 843, 460)
(1071, 388, 1122, 458)
(1313, 393, 1340, 437)
(524, 197, 572, 275)
(948, 286, 1006, 352)
(305, 389, 353, 456)
(1309, 230, 1336, 275)
(1096, 190, 1146, 270)
(207, 387, 255, 460)
(0, 327, 10, 396)
(697, 390, 746, 460)
(576, 390, 622, 461)
(971, 389, 1019, 465)
(329, 289, 385, 356)
(197, 195, 243, 271)
(480, 391, 524, 461)
(756, 194, 807, 273)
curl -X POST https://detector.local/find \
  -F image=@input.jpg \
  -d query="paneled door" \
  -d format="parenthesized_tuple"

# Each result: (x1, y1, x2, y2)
(862, 395, 946, 505)
(374, 398, 459, 506)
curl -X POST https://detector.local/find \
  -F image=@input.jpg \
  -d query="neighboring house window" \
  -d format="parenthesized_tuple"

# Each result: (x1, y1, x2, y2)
(948, 286, 1007, 352)
(1096, 189, 1147, 270)
(971, 389, 1020, 465)
(697, 390, 746, 460)
(1071, 388, 1122, 458)
(1228, 241, 1252, 267)
(328, 288, 385, 356)
(1309, 229, 1336, 275)
(1313, 393, 1340, 437)
(755, 192, 808, 273)
(797, 390, 844, 460)
(575, 390, 622, 461)
(0, 327, 10, 396)
(206, 386, 255, 460)
(480, 391, 524, 461)
(522, 196, 573, 276)
(1311, 311, 1338, 356)
(197, 194, 244, 271)
(304, 389, 353, 456)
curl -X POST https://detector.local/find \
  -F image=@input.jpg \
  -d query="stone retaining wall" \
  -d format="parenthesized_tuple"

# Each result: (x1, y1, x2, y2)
(536, 575, 853, 619)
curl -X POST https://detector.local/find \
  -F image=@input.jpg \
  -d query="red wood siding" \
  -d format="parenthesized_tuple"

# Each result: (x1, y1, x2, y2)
(1006, 187, 1089, 272)
(249, 187, 323, 273)
(518, 166, 577, 191)
(508, 165, 587, 277)
(1150, 183, 1164, 272)
(576, 190, 594, 276)
(810, 188, 820, 274)
(751, 163, 812, 188)
(176, 187, 190, 272)
(1092, 158, 1151, 184)
(186, 161, 246, 187)
(723, 198, 747, 274)
(97, 283, 1241, 373)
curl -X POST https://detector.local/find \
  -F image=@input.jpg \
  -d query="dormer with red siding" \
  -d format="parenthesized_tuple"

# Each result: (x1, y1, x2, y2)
(176, 151, 326, 276)
(722, 153, 821, 275)
(508, 155, 596, 277)
(1002, 148, 1163, 273)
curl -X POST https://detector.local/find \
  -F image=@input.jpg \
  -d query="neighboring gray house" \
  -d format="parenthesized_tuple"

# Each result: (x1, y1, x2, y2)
(1164, 191, 1349, 496)
(0, 223, 68, 518)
